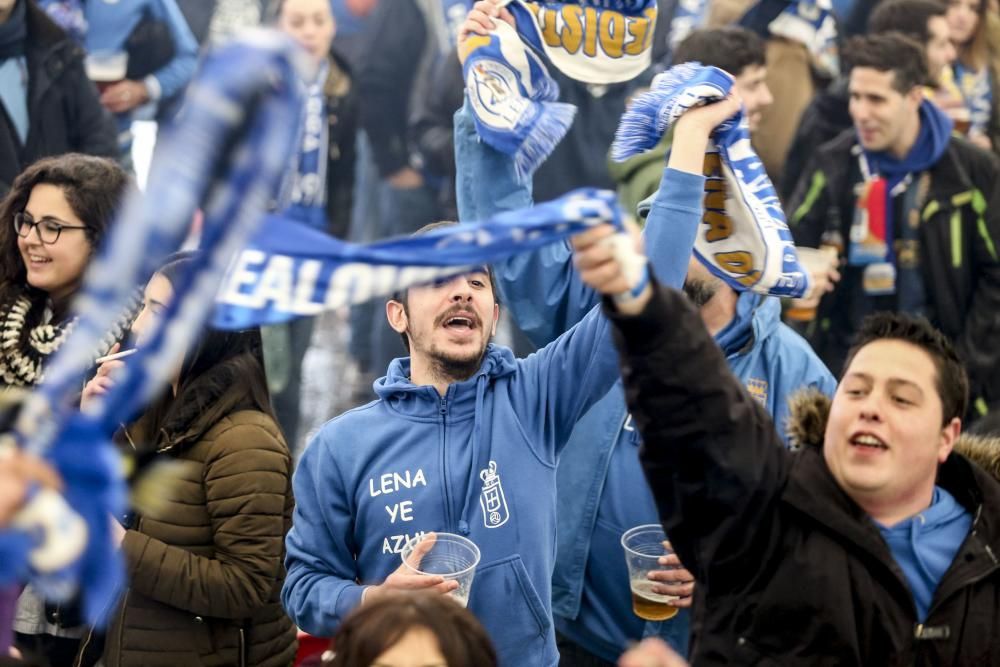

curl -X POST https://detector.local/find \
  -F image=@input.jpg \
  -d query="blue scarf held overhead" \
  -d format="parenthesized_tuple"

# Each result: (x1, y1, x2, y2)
(667, 0, 709, 55)
(459, 0, 658, 183)
(611, 62, 810, 298)
(6, 29, 310, 626)
(213, 189, 623, 329)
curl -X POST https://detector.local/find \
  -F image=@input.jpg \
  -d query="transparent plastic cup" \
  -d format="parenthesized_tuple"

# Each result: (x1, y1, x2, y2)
(401, 532, 480, 607)
(85, 50, 128, 93)
(621, 524, 679, 621)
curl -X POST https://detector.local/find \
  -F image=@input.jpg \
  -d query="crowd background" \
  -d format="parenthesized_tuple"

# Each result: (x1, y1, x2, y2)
(2, 0, 1000, 665)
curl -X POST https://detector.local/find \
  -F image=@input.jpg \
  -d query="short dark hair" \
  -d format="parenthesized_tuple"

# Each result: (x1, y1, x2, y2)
(843, 312, 969, 424)
(843, 33, 929, 93)
(326, 592, 498, 667)
(389, 220, 498, 353)
(868, 0, 948, 43)
(671, 27, 766, 77)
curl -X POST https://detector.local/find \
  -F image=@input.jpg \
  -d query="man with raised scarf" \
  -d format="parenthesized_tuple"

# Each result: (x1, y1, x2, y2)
(458, 10, 836, 663)
(788, 32, 1000, 423)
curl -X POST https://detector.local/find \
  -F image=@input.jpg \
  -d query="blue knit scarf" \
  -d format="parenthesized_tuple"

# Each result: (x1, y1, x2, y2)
(612, 62, 810, 298)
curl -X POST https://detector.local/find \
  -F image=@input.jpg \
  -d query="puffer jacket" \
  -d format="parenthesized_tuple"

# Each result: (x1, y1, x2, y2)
(77, 397, 296, 666)
(609, 283, 1000, 666)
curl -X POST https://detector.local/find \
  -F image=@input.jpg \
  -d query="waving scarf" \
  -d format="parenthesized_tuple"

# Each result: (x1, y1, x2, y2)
(214, 189, 623, 328)
(4, 29, 309, 625)
(611, 62, 810, 298)
(740, 0, 839, 77)
(459, 0, 658, 182)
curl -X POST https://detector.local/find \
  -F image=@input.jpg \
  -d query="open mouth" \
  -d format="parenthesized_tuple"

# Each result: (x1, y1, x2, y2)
(26, 253, 51, 266)
(442, 315, 477, 331)
(850, 432, 888, 451)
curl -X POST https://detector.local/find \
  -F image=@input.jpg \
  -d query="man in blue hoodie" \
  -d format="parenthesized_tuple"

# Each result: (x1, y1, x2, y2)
(283, 87, 745, 667)
(447, 15, 836, 667)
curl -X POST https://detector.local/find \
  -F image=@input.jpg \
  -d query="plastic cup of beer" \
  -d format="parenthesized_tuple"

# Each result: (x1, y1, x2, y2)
(85, 50, 129, 93)
(621, 524, 679, 621)
(785, 246, 839, 322)
(401, 532, 480, 608)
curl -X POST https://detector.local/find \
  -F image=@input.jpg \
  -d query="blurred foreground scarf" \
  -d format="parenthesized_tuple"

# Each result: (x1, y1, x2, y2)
(612, 62, 810, 298)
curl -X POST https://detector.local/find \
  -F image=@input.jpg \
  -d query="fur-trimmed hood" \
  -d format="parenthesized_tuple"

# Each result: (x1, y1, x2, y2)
(786, 388, 1000, 482)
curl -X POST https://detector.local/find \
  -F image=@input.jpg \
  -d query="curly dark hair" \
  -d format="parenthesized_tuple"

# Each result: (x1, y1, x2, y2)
(843, 312, 969, 424)
(0, 154, 131, 326)
(325, 592, 498, 667)
(843, 33, 930, 93)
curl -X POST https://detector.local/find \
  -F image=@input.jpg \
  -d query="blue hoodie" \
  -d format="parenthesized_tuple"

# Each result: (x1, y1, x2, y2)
(877, 486, 972, 622)
(284, 103, 639, 667)
(490, 133, 837, 660)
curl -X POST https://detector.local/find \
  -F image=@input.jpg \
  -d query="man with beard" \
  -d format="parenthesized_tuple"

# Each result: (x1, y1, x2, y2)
(282, 179, 667, 664)
(454, 7, 836, 664)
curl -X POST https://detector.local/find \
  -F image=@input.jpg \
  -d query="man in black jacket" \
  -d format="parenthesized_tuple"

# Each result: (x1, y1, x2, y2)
(0, 0, 117, 196)
(787, 33, 1000, 422)
(567, 221, 1000, 666)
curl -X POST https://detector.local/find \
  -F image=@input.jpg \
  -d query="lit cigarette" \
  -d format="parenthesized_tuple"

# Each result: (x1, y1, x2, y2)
(95, 348, 137, 364)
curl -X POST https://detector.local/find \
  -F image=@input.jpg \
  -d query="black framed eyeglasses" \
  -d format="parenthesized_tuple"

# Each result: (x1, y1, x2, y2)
(13, 212, 88, 245)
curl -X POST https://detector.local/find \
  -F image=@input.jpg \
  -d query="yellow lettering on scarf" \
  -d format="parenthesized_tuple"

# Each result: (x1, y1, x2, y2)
(624, 8, 656, 56)
(598, 11, 626, 58)
(459, 34, 492, 64)
(714, 251, 761, 287)
(530, 5, 562, 48)
(704, 211, 733, 243)
(704, 179, 726, 212)
(560, 5, 584, 54)
(702, 152, 723, 178)
(583, 7, 599, 57)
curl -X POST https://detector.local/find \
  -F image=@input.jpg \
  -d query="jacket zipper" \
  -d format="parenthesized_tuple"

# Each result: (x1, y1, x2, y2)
(438, 396, 453, 530)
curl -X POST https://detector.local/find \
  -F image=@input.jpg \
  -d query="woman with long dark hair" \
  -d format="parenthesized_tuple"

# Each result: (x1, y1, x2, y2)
(0, 153, 133, 389)
(3, 154, 136, 665)
(945, 0, 1000, 151)
(75, 253, 297, 667)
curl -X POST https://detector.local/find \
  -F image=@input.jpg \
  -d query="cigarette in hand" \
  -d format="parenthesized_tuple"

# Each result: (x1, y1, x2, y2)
(95, 348, 137, 364)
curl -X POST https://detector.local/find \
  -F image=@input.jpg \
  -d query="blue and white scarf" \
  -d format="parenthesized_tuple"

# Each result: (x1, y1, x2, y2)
(459, 0, 658, 182)
(953, 62, 993, 136)
(282, 59, 330, 230)
(667, 0, 709, 55)
(214, 189, 622, 328)
(3, 30, 310, 624)
(740, 0, 839, 77)
(611, 62, 810, 298)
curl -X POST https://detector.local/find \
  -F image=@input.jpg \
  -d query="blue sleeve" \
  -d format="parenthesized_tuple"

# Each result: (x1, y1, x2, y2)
(456, 94, 707, 346)
(281, 433, 365, 636)
(769, 325, 838, 445)
(148, 0, 199, 100)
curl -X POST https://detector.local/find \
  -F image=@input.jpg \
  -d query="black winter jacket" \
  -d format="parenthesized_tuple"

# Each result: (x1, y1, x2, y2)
(607, 284, 1000, 666)
(787, 129, 1000, 417)
(0, 4, 117, 195)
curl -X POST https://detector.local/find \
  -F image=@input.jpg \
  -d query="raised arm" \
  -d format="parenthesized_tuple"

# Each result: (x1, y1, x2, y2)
(571, 227, 791, 580)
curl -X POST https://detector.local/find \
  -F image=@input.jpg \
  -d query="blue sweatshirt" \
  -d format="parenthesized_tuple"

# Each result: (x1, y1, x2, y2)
(39, 0, 199, 102)
(877, 486, 973, 622)
(284, 323, 621, 667)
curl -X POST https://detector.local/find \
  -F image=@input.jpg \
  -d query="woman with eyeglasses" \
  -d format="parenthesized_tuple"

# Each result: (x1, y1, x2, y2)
(0, 153, 139, 666)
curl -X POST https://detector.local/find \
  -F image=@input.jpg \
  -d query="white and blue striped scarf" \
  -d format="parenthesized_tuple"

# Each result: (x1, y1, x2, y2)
(612, 62, 810, 298)
(459, 0, 658, 182)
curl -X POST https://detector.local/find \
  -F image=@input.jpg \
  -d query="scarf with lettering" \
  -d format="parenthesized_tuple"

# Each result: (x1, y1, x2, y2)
(3, 30, 309, 625)
(214, 189, 622, 328)
(282, 58, 329, 230)
(612, 62, 810, 298)
(459, 0, 658, 182)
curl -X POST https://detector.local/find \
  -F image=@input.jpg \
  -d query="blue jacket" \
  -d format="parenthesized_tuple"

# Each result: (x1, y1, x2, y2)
(494, 149, 837, 660)
(283, 105, 627, 667)
(40, 0, 198, 102)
